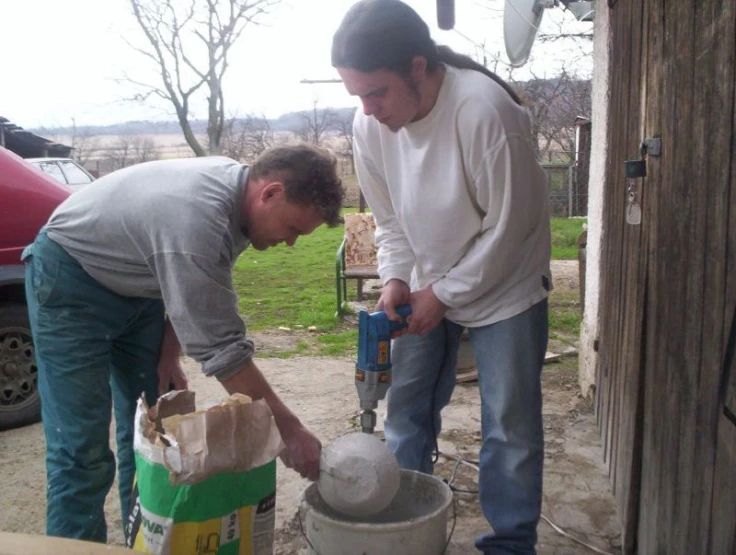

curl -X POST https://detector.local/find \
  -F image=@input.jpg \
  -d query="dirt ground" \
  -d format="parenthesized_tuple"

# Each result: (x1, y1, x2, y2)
(0, 261, 622, 554)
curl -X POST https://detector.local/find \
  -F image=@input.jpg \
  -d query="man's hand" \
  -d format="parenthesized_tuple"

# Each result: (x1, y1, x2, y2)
(158, 319, 188, 394)
(407, 285, 447, 336)
(278, 422, 322, 481)
(220, 360, 321, 480)
(377, 279, 411, 337)
(157, 357, 189, 395)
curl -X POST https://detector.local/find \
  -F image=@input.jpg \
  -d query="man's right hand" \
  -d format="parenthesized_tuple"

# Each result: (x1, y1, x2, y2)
(220, 360, 322, 480)
(278, 422, 322, 480)
(377, 279, 411, 321)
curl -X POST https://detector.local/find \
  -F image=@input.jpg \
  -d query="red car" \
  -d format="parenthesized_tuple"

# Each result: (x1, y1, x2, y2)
(0, 146, 71, 430)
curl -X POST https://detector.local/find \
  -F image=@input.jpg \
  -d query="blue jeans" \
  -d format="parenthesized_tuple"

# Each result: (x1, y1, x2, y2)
(384, 300, 548, 554)
(23, 230, 164, 542)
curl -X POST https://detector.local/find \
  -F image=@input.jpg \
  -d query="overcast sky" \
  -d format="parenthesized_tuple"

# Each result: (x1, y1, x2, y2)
(0, 0, 593, 129)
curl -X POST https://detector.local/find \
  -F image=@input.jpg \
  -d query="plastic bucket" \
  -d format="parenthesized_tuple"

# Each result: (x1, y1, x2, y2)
(301, 469, 453, 555)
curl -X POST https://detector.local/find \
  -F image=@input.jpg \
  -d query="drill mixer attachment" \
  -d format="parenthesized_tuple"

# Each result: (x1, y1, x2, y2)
(355, 305, 412, 433)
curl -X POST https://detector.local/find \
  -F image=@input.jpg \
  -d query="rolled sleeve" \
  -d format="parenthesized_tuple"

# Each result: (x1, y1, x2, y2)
(149, 251, 253, 380)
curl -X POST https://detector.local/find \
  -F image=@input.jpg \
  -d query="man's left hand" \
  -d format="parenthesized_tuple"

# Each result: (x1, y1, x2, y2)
(157, 357, 189, 395)
(407, 286, 447, 336)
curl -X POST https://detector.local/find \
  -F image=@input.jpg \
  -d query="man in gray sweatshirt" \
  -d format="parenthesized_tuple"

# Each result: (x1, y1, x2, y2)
(21, 144, 344, 543)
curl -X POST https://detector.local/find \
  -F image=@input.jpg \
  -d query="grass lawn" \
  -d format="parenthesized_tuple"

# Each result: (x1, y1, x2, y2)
(551, 217, 586, 259)
(233, 216, 587, 357)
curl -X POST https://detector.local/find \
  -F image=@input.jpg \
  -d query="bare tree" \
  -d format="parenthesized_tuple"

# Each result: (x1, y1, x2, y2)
(69, 118, 100, 166)
(296, 100, 336, 147)
(220, 113, 274, 162)
(460, 10, 592, 163)
(107, 135, 160, 170)
(131, 136, 160, 164)
(107, 135, 133, 170)
(35, 119, 100, 165)
(538, 12, 594, 44)
(125, 0, 278, 157)
(333, 107, 357, 175)
(514, 67, 591, 161)
(464, 44, 591, 162)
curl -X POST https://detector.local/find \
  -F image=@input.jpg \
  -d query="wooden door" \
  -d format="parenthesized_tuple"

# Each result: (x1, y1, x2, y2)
(596, 0, 736, 552)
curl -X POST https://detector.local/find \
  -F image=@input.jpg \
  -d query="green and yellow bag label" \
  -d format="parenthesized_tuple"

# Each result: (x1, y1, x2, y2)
(126, 391, 284, 555)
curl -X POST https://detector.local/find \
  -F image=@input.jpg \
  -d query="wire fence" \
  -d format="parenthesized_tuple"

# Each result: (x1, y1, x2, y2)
(84, 151, 589, 219)
(542, 162, 588, 218)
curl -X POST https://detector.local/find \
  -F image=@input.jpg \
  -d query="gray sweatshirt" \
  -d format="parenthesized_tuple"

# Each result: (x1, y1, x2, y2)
(46, 156, 253, 380)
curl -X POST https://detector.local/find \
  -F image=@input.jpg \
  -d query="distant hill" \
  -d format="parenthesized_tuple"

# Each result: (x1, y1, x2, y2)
(30, 107, 358, 137)
(27, 76, 591, 149)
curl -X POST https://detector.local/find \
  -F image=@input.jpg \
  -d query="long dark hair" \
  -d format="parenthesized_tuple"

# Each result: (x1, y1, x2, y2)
(331, 0, 521, 105)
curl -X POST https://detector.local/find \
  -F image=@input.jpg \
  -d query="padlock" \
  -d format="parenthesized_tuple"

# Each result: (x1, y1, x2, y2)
(624, 159, 646, 179)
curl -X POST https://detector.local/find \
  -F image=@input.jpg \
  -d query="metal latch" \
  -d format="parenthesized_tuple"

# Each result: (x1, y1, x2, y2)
(640, 138, 661, 157)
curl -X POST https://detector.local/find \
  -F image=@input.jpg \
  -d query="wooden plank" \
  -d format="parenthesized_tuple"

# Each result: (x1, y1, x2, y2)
(611, 1, 646, 548)
(637, 0, 666, 552)
(614, 1, 650, 550)
(709, 0, 736, 548)
(710, 417, 736, 553)
(688, 0, 736, 552)
(595, 0, 620, 461)
(667, 2, 705, 553)
(596, 7, 654, 553)
(598, 0, 631, 485)
(638, 0, 685, 550)
(344, 266, 379, 279)
(650, 2, 698, 552)
(717, 0, 736, 418)
(456, 370, 478, 384)
(725, 3, 736, 369)
(606, 0, 632, 496)
(710, 302, 736, 553)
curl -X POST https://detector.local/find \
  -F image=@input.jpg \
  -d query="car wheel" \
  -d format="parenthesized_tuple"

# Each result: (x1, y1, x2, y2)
(0, 302, 41, 430)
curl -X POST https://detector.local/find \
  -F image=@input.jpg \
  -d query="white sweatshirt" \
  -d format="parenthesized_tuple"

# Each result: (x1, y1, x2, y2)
(353, 65, 551, 327)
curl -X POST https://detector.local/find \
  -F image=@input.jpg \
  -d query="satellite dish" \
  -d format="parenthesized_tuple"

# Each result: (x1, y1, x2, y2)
(504, 0, 594, 67)
(504, 0, 554, 68)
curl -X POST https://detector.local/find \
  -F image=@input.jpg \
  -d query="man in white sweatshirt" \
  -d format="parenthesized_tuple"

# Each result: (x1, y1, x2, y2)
(332, 1, 551, 553)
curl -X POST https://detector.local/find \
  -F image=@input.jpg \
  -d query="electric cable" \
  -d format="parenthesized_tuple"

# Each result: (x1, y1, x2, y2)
(444, 457, 479, 494)
(429, 320, 452, 465)
(438, 452, 615, 555)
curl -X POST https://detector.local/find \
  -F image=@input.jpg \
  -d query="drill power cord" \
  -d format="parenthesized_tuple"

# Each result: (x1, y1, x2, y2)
(427, 326, 612, 555)
(438, 452, 614, 555)
(429, 320, 452, 465)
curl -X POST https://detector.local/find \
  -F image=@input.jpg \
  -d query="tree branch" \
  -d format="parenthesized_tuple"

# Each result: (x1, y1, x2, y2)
(124, 0, 279, 156)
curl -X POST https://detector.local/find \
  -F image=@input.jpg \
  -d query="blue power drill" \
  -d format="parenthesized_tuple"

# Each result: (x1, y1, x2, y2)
(355, 305, 412, 433)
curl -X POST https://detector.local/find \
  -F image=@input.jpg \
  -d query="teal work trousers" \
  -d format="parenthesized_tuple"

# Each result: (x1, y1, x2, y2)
(23, 230, 164, 542)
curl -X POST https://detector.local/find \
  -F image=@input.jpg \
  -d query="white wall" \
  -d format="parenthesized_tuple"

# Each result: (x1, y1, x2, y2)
(579, 0, 610, 398)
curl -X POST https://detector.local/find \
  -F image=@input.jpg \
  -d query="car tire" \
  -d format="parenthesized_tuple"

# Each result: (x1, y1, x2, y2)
(0, 302, 41, 430)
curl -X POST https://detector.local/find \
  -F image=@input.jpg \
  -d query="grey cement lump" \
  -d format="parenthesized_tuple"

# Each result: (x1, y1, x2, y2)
(318, 432, 401, 518)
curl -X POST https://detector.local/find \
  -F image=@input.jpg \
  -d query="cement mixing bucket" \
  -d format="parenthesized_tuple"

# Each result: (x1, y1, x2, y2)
(301, 469, 453, 555)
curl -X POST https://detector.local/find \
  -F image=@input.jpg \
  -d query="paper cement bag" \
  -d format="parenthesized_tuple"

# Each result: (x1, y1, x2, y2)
(125, 390, 285, 555)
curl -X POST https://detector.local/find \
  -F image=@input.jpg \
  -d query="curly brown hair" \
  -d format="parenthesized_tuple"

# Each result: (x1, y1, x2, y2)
(250, 144, 345, 227)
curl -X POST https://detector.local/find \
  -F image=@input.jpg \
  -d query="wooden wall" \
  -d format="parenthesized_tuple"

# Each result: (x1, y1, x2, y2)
(595, 0, 736, 553)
